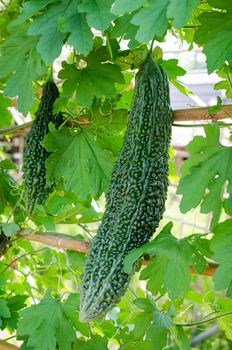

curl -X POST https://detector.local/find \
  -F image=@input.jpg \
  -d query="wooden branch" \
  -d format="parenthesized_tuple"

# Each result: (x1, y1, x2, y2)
(173, 104, 232, 122)
(189, 264, 219, 277)
(20, 229, 90, 253)
(0, 343, 19, 350)
(1, 105, 231, 136)
(18, 230, 218, 277)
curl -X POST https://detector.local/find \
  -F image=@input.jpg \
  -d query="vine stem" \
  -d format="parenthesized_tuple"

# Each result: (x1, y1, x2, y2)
(2, 247, 47, 273)
(176, 311, 232, 327)
(0, 121, 32, 135)
(0, 336, 16, 343)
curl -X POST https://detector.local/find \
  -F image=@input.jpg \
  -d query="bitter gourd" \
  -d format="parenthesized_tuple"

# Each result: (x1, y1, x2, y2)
(0, 231, 10, 257)
(80, 56, 172, 322)
(23, 80, 63, 214)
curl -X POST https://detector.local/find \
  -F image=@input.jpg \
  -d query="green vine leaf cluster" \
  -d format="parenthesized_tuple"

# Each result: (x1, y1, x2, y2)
(17, 293, 84, 350)
(42, 123, 116, 201)
(0, 0, 231, 113)
(124, 222, 210, 299)
(0, 0, 232, 349)
(177, 124, 232, 229)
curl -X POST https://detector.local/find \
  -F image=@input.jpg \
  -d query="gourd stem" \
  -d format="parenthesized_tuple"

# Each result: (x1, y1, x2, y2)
(149, 37, 156, 53)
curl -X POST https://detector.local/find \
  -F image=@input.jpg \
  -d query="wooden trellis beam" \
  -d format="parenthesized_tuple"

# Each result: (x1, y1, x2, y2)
(0, 342, 19, 350)
(0, 105, 231, 136)
(19, 230, 218, 277)
(173, 104, 232, 122)
(173, 105, 232, 122)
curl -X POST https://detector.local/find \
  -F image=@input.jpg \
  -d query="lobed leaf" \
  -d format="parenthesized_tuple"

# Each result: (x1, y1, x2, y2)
(59, 61, 124, 108)
(17, 294, 79, 350)
(210, 219, 232, 296)
(42, 124, 116, 201)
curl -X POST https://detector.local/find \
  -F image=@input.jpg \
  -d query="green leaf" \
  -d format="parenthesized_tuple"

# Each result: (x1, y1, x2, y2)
(152, 46, 163, 62)
(214, 80, 232, 100)
(0, 94, 12, 127)
(64, 12, 93, 55)
(124, 223, 193, 299)
(26, 0, 94, 62)
(224, 194, 232, 216)
(45, 188, 96, 224)
(93, 109, 128, 156)
(167, 0, 201, 28)
(146, 309, 173, 350)
(76, 335, 108, 350)
(43, 124, 116, 201)
(4, 53, 41, 114)
(27, 2, 65, 64)
(59, 61, 124, 108)
(170, 326, 191, 350)
(64, 293, 89, 337)
(94, 109, 128, 135)
(0, 170, 20, 215)
(210, 219, 232, 295)
(111, 13, 139, 49)
(124, 223, 173, 274)
(133, 312, 152, 338)
(120, 339, 151, 350)
(123, 301, 174, 350)
(0, 222, 20, 238)
(111, 0, 145, 15)
(17, 295, 77, 350)
(2, 294, 28, 330)
(204, 30, 232, 73)
(142, 251, 191, 300)
(217, 298, 232, 340)
(214, 63, 232, 99)
(0, 299, 11, 328)
(7, 294, 28, 312)
(13, 0, 55, 25)
(0, 159, 16, 171)
(60, 12, 93, 55)
(208, 96, 222, 115)
(0, 28, 45, 114)
(177, 124, 232, 229)
(78, 0, 115, 31)
(171, 80, 194, 96)
(133, 297, 153, 311)
(131, 0, 170, 42)
(66, 250, 85, 274)
(161, 59, 186, 80)
(195, 0, 232, 72)
(169, 147, 178, 182)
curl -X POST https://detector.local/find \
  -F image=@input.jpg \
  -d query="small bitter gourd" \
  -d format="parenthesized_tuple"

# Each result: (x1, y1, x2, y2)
(23, 80, 63, 214)
(80, 56, 172, 322)
(0, 231, 10, 257)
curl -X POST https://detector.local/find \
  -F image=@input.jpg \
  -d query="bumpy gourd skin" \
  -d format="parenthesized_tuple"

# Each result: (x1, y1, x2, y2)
(23, 80, 62, 214)
(0, 232, 10, 257)
(80, 56, 172, 323)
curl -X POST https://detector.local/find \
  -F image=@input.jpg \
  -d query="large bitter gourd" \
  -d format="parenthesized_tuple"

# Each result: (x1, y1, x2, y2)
(23, 80, 62, 214)
(80, 56, 172, 322)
